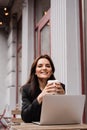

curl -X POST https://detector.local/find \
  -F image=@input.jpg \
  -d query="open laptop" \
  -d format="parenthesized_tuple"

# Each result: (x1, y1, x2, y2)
(33, 94, 85, 125)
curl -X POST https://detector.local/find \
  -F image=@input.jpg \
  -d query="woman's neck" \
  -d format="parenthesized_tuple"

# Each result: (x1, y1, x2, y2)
(38, 79, 47, 91)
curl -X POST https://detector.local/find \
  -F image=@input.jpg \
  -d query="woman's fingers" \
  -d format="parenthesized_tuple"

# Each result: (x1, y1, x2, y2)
(55, 84, 65, 94)
(44, 83, 65, 95)
(57, 88, 65, 94)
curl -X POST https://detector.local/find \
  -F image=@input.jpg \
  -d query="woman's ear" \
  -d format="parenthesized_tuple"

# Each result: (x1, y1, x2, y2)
(51, 71, 53, 75)
(35, 72, 37, 75)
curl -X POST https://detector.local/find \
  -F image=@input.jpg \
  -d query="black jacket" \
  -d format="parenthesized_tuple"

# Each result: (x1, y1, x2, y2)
(21, 83, 65, 123)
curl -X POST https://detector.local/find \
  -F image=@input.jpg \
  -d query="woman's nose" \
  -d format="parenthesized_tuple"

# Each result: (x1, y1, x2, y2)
(42, 66, 46, 69)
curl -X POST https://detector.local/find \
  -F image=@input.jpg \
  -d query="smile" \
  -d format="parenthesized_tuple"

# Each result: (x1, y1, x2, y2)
(40, 72, 48, 74)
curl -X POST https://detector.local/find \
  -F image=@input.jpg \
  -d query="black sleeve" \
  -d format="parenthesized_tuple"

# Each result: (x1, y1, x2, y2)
(60, 83, 65, 91)
(21, 86, 41, 123)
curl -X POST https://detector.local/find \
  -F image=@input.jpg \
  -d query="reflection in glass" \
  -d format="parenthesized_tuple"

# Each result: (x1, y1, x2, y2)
(41, 22, 50, 55)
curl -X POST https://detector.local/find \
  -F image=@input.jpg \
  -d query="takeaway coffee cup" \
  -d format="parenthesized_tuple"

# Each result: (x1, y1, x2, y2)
(47, 80, 59, 84)
(47, 80, 59, 94)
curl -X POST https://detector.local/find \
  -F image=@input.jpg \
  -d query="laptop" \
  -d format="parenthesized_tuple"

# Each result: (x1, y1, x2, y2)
(33, 94, 85, 125)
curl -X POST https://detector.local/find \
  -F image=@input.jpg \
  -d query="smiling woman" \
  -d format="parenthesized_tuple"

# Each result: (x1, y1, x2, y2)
(21, 54, 65, 123)
(35, 58, 53, 81)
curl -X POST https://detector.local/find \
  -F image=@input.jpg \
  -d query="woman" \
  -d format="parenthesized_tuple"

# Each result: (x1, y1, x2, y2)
(21, 54, 65, 123)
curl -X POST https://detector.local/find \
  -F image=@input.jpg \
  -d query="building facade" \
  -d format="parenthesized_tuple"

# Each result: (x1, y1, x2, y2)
(0, 0, 87, 122)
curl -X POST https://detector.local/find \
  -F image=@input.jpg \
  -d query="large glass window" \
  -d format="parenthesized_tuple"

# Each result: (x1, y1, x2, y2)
(34, 0, 50, 58)
(41, 22, 50, 55)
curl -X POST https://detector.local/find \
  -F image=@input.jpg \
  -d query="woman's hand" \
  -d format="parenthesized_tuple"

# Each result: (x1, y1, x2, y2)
(44, 82, 65, 95)
(37, 82, 65, 104)
(37, 83, 52, 104)
(55, 82, 65, 94)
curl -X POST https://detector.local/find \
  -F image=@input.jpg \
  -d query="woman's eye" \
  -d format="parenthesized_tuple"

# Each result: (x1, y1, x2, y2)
(46, 65, 51, 68)
(38, 65, 42, 67)
(37, 64, 51, 68)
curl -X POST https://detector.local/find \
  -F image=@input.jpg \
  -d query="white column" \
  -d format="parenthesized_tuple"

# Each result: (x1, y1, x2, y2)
(51, 0, 67, 87)
(22, 0, 34, 85)
(6, 15, 17, 115)
(51, 0, 81, 94)
(0, 31, 8, 112)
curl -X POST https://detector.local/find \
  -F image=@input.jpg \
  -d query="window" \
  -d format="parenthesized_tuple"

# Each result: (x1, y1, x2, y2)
(34, 0, 50, 58)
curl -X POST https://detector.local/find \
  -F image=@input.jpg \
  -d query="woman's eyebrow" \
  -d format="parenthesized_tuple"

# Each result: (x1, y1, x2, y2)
(37, 63, 43, 66)
(37, 63, 43, 65)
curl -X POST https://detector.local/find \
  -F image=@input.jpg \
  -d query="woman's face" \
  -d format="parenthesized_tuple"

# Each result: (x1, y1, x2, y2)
(35, 58, 53, 80)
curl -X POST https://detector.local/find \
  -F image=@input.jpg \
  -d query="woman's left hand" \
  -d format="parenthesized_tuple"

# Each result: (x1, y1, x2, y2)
(55, 83, 65, 94)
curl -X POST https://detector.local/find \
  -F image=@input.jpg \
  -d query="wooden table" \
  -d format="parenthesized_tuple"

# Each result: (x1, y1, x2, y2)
(10, 123, 87, 130)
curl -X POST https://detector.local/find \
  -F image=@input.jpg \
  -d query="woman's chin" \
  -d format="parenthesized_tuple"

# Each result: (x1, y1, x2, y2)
(39, 77, 49, 80)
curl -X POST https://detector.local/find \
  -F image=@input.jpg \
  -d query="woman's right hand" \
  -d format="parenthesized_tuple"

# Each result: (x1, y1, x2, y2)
(37, 83, 57, 104)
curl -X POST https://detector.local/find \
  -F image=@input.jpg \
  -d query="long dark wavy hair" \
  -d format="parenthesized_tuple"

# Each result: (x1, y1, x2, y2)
(22, 54, 56, 95)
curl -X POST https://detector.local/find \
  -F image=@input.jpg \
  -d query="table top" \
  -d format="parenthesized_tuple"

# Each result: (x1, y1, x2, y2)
(10, 123, 87, 130)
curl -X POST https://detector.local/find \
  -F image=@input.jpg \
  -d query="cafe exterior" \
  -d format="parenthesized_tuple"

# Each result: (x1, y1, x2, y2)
(0, 0, 87, 123)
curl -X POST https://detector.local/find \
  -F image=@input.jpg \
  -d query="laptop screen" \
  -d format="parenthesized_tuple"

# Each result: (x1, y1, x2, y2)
(40, 94, 85, 125)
